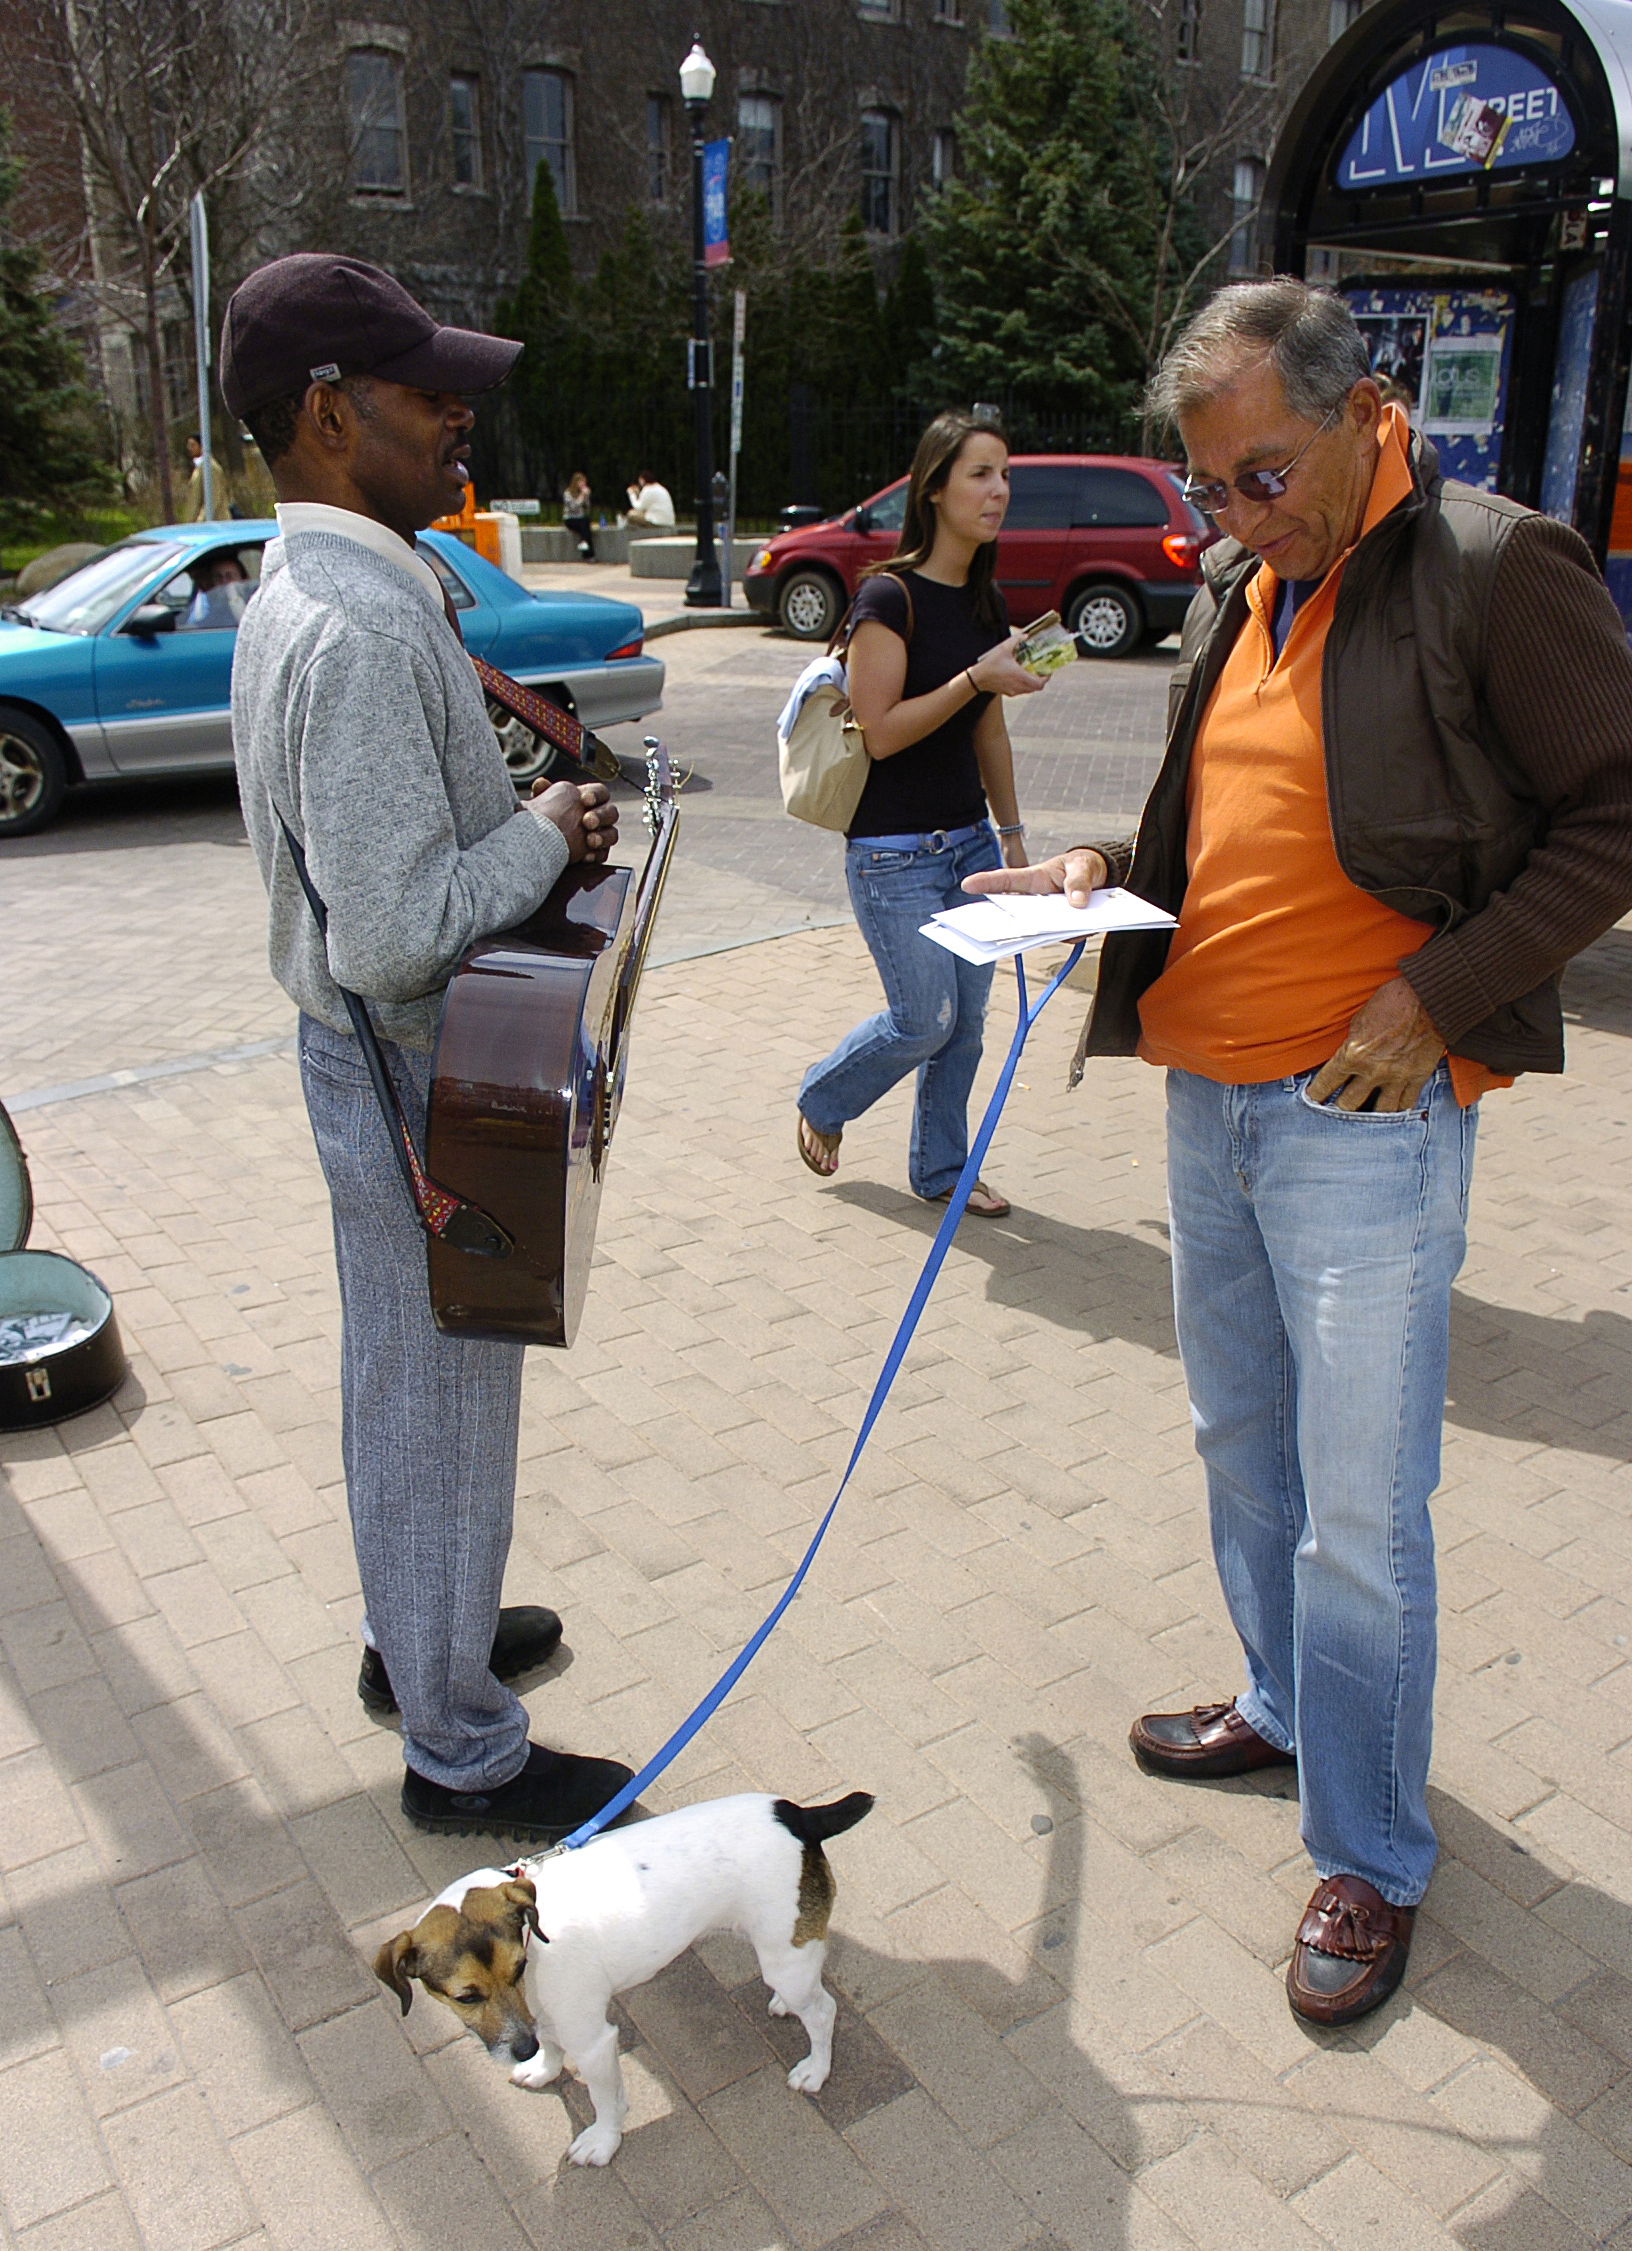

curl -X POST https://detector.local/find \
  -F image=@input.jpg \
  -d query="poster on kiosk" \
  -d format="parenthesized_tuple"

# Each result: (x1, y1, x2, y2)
(1264, 0, 1632, 636)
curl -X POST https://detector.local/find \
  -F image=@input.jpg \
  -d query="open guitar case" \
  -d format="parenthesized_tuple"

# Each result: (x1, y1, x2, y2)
(0, 1099, 127, 1429)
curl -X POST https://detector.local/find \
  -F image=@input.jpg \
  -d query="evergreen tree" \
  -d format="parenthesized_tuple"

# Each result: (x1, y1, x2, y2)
(0, 114, 111, 544)
(920, 0, 1182, 422)
(500, 159, 572, 346)
(882, 235, 936, 385)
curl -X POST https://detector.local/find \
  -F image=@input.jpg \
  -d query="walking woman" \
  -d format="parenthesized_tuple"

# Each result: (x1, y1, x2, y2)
(562, 471, 595, 560)
(796, 409, 1046, 1216)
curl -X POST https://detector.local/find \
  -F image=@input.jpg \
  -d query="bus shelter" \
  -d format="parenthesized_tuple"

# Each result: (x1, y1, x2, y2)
(1265, 0, 1632, 624)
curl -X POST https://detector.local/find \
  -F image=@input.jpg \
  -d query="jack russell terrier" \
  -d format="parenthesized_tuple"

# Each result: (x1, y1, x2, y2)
(373, 1789, 874, 2166)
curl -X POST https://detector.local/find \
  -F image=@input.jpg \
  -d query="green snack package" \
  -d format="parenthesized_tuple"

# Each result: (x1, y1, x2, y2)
(1015, 616, 1077, 677)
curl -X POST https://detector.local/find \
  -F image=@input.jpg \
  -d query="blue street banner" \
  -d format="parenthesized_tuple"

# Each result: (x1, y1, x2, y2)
(1336, 43, 1574, 190)
(703, 138, 730, 268)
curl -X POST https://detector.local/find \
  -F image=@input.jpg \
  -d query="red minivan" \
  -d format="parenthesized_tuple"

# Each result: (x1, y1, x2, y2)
(744, 455, 1212, 656)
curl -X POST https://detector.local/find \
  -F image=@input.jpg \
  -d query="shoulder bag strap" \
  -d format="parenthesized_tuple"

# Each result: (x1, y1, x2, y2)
(277, 814, 511, 1260)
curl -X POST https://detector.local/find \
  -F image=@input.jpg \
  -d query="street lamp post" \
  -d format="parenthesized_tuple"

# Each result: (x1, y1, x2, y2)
(680, 38, 722, 609)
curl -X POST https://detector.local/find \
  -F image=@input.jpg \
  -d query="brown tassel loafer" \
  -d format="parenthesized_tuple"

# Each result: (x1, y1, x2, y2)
(1129, 1699, 1297, 1780)
(1286, 1874, 1416, 2026)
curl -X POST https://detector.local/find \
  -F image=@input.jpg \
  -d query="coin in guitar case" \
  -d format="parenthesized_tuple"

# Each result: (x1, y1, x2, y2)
(0, 1101, 127, 1430)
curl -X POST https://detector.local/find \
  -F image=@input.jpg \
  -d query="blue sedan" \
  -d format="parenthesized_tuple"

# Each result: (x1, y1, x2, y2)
(0, 522, 666, 836)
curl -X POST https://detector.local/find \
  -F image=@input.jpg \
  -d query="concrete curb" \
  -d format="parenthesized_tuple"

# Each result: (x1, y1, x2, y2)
(645, 609, 775, 639)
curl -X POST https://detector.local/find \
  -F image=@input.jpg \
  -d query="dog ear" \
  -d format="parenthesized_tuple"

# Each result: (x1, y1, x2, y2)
(500, 1878, 545, 1943)
(373, 1932, 419, 2015)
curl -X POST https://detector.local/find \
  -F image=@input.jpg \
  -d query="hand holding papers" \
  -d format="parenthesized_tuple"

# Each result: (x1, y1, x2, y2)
(922, 887, 1177, 965)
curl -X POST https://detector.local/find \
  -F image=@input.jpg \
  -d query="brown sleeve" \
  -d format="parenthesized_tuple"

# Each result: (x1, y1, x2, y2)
(1400, 514, 1632, 1044)
(1068, 838, 1137, 885)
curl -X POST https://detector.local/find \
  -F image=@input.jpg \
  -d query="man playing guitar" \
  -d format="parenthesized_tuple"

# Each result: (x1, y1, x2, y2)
(224, 255, 633, 1842)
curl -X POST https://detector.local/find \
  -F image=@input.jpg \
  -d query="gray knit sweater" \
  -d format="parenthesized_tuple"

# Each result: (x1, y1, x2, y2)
(232, 529, 567, 1051)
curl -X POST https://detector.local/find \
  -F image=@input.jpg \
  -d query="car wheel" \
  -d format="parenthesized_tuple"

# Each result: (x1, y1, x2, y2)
(1066, 582, 1144, 659)
(0, 708, 68, 838)
(779, 570, 843, 642)
(488, 696, 564, 789)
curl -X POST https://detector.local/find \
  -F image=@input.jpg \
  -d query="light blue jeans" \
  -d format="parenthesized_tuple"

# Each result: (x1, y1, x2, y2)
(1165, 1062, 1478, 1906)
(799, 825, 1002, 1198)
(298, 1014, 532, 1791)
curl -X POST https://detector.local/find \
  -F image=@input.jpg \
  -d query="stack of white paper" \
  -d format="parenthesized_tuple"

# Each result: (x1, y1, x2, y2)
(921, 887, 1177, 964)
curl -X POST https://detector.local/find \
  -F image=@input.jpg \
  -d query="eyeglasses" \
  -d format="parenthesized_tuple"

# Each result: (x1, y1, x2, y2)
(1181, 405, 1343, 518)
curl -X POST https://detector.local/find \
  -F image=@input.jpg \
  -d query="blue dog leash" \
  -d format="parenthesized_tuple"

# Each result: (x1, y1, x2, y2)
(547, 941, 1087, 1855)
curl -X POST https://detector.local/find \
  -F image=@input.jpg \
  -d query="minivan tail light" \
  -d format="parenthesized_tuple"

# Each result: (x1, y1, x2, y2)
(1162, 532, 1205, 570)
(606, 637, 644, 659)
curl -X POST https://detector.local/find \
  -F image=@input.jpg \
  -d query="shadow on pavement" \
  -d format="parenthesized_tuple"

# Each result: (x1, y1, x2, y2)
(0, 770, 246, 856)
(830, 1181, 1632, 1460)
(0, 1445, 1152, 2246)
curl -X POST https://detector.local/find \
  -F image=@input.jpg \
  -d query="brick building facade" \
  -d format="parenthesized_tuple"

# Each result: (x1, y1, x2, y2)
(254, 0, 987, 332)
(11, 0, 1373, 464)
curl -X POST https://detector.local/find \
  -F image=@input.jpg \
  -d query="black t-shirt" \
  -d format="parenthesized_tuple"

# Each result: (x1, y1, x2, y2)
(844, 569, 1010, 840)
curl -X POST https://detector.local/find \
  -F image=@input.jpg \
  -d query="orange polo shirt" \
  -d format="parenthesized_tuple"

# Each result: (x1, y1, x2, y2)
(1138, 405, 1508, 1106)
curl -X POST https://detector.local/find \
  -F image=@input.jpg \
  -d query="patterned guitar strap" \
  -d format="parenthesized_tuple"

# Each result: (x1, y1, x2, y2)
(435, 575, 623, 784)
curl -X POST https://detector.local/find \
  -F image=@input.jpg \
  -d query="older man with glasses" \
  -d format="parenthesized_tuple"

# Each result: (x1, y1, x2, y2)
(970, 277, 1632, 2025)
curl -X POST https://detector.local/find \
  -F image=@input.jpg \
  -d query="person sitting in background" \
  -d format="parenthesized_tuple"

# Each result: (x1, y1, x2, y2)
(562, 471, 594, 560)
(181, 551, 250, 631)
(625, 470, 675, 529)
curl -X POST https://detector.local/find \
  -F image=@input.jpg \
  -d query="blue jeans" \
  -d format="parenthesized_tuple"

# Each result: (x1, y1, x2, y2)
(298, 1014, 532, 1791)
(1165, 1062, 1477, 1906)
(798, 825, 1002, 1198)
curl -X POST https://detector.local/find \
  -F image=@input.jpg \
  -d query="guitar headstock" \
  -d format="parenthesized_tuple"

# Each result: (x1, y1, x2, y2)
(641, 738, 674, 835)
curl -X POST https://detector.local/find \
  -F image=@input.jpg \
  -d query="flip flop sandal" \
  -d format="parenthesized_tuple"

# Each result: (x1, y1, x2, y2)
(797, 1113, 841, 1178)
(933, 1178, 1010, 1218)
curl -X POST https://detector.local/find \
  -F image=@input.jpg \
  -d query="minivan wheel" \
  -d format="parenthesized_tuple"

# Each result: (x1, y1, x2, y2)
(779, 569, 843, 641)
(0, 707, 68, 837)
(1066, 582, 1144, 659)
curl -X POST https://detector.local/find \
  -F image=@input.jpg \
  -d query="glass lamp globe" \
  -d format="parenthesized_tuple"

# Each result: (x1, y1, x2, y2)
(679, 40, 716, 105)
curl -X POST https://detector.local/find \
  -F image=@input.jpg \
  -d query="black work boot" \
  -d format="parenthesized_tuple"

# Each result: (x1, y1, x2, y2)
(357, 1605, 564, 1715)
(401, 1742, 635, 1843)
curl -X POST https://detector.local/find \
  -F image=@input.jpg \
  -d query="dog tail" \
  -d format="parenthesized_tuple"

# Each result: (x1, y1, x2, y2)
(773, 1792, 875, 1848)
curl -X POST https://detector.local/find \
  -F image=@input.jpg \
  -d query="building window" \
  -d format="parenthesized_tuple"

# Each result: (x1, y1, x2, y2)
(523, 68, 575, 214)
(1177, 0, 1200, 61)
(449, 76, 481, 189)
(988, 0, 1011, 32)
(1240, 0, 1271, 76)
(932, 129, 956, 189)
(646, 95, 670, 202)
(1328, 0, 1362, 37)
(347, 50, 407, 195)
(858, 0, 898, 16)
(860, 109, 899, 235)
(1230, 157, 1264, 270)
(934, 0, 962, 18)
(737, 94, 781, 210)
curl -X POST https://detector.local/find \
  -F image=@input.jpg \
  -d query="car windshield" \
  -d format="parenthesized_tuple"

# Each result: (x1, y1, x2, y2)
(19, 542, 183, 635)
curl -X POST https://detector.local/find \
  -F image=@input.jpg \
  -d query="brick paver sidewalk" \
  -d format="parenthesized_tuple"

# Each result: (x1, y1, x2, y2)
(3, 909, 1631, 2250)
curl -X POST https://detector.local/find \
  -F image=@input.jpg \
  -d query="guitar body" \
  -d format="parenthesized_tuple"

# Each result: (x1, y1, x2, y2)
(425, 768, 676, 1347)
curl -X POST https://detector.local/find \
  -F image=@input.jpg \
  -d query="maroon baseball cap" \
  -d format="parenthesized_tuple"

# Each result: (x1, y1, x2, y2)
(220, 254, 521, 418)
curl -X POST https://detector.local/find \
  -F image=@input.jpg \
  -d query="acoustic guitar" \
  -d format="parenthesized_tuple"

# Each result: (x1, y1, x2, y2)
(424, 742, 678, 1348)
